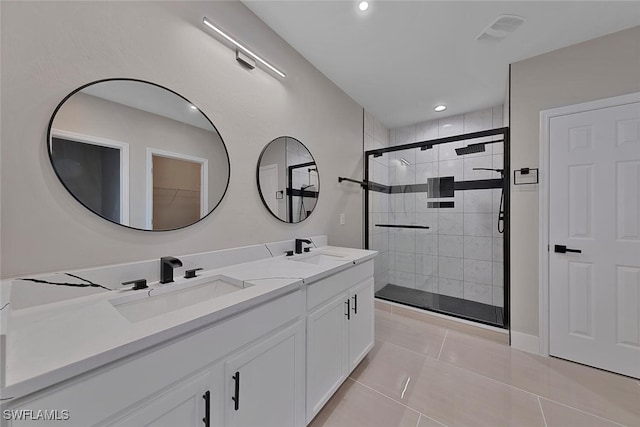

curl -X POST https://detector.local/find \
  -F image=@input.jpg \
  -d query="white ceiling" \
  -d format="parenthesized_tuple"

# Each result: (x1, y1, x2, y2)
(244, 1, 640, 128)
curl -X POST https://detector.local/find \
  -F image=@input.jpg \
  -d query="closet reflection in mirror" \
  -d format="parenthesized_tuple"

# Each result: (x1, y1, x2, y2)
(48, 79, 230, 231)
(257, 137, 319, 223)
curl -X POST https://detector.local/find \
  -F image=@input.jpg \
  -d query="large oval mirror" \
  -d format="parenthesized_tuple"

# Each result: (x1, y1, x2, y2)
(48, 79, 230, 231)
(257, 136, 319, 223)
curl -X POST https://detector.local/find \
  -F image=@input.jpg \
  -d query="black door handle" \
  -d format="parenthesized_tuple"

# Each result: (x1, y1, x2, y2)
(554, 245, 582, 254)
(352, 294, 358, 314)
(202, 390, 210, 426)
(232, 371, 240, 411)
(345, 299, 351, 320)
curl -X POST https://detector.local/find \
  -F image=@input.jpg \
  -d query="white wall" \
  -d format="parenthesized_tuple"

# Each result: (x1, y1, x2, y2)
(0, 1, 364, 278)
(510, 25, 640, 339)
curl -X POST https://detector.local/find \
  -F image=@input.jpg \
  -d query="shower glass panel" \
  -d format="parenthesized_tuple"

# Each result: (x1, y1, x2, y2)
(366, 128, 509, 328)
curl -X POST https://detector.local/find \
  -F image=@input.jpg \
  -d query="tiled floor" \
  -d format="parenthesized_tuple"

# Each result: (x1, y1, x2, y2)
(310, 302, 640, 427)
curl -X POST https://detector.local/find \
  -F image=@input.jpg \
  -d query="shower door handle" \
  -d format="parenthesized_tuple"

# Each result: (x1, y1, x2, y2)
(554, 245, 581, 254)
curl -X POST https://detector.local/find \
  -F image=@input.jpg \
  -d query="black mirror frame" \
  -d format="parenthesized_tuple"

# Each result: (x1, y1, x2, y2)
(47, 78, 231, 232)
(256, 136, 319, 224)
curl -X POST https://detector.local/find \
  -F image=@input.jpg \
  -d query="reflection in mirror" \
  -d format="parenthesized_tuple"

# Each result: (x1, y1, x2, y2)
(48, 79, 230, 231)
(257, 137, 319, 223)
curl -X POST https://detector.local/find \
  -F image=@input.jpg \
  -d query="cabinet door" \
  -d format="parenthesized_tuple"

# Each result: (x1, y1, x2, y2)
(106, 370, 214, 427)
(348, 278, 375, 371)
(306, 293, 349, 423)
(224, 321, 305, 427)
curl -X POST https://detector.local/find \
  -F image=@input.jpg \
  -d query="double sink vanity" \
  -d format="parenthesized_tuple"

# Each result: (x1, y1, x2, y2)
(0, 238, 376, 426)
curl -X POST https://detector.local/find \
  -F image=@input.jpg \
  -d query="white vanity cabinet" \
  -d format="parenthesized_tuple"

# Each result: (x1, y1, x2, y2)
(104, 369, 217, 427)
(224, 321, 305, 427)
(305, 261, 375, 424)
(6, 290, 304, 427)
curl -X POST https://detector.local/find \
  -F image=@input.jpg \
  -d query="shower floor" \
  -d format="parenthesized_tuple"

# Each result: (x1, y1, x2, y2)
(376, 284, 505, 328)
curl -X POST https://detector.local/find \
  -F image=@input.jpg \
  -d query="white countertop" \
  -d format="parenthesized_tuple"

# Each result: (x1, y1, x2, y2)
(1, 246, 376, 401)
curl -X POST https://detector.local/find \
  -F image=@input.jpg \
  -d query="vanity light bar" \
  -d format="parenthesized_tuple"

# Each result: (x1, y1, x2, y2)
(203, 17, 286, 78)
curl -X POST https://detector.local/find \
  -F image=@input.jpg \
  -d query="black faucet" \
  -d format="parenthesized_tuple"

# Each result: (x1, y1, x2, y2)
(295, 239, 312, 254)
(160, 256, 183, 284)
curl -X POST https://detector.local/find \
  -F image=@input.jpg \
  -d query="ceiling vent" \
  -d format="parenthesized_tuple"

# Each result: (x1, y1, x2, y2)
(476, 15, 525, 41)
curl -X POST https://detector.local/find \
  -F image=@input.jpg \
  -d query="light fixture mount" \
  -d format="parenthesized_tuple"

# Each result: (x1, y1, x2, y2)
(202, 17, 286, 78)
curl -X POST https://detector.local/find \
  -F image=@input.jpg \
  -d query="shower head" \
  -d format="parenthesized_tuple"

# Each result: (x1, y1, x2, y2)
(455, 143, 485, 156)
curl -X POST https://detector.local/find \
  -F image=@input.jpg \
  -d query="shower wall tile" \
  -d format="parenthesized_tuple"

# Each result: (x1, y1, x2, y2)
(492, 154, 503, 170)
(394, 271, 416, 289)
(394, 164, 416, 185)
(416, 119, 439, 142)
(439, 139, 465, 162)
(438, 256, 463, 281)
(416, 254, 438, 277)
(415, 145, 438, 164)
(438, 278, 464, 298)
(394, 124, 417, 145)
(374, 118, 390, 146)
(364, 110, 375, 138)
(392, 193, 416, 214)
(463, 282, 493, 305)
(415, 162, 438, 182)
(493, 262, 504, 287)
(492, 237, 503, 262)
(415, 213, 438, 234)
(416, 231, 438, 255)
(439, 213, 463, 235)
(438, 235, 463, 258)
(463, 155, 494, 180)
(492, 285, 504, 307)
(463, 108, 493, 133)
(364, 132, 375, 151)
(395, 251, 416, 274)
(464, 213, 493, 237)
(441, 192, 464, 214)
(439, 114, 464, 137)
(393, 147, 417, 167)
(463, 189, 493, 213)
(464, 259, 493, 285)
(416, 275, 438, 293)
(439, 159, 464, 181)
(394, 229, 416, 253)
(374, 274, 387, 293)
(492, 189, 503, 214)
(464, 236, 493, 261)
(492, 105, 504, 129)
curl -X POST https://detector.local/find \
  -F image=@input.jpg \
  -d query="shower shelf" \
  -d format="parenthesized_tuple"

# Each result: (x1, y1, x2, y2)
(374, 224, 430, 229)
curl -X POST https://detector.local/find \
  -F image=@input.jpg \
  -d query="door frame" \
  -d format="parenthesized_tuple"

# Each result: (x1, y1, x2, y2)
(538, 91, 640, 356)
(145, 147, 209, 229)
(51, 129, 130, 226)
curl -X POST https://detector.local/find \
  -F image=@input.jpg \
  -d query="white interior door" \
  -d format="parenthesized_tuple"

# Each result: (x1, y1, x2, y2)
(549, 100, 640, 378)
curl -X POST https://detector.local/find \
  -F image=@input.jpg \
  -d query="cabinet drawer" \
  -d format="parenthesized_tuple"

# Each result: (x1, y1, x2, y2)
(306, 261, 373, 311)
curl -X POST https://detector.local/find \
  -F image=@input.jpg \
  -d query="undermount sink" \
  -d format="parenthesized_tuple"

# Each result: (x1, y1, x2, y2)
(110, 275, 250, 322)
(289, 251, 349, 266)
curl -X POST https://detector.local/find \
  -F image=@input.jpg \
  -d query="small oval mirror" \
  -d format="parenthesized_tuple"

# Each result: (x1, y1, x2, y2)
(48, 79, 230, 231)
(257, 137, 319, 223)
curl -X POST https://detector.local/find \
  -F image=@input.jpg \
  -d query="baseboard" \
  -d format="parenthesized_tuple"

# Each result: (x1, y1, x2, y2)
(510, 331, 540, 354)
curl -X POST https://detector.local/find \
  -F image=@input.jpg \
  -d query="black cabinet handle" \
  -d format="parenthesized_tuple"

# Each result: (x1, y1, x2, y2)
(232, 371, 240, 411)
(202, 390, 210, 427)
(352, 294, 358, 314)
(345, 299, 351, 320)
(554, 244, 582, 254)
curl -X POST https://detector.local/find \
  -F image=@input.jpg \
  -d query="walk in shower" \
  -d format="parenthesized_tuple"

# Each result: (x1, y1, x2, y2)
(365, 128, 509, 328)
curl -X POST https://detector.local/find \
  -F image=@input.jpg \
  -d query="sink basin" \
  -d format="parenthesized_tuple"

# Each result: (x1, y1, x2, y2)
(110, 275, 250, 322)
(289, 251, 349, 266)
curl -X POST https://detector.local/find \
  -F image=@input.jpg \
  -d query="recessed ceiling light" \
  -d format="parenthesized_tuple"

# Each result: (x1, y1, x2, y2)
(434, 105, 447, 112)
(358, 1, 369, 12)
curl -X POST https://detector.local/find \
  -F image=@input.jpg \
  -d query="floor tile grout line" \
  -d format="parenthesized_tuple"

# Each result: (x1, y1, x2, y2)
(415, 414, 421, 427)
(537, 396, 548, 427)
(349, 378, 426, 421)
(375, 321, 633, 426)
(537, 397, 628, 427)
(437, 329, 448, 360)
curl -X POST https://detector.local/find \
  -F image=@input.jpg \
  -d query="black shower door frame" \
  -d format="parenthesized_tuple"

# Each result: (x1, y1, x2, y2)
(364, 127, 511, 330)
